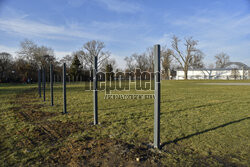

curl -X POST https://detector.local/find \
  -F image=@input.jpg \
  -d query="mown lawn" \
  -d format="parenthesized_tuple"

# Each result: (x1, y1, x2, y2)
(0, 80, 249, 166)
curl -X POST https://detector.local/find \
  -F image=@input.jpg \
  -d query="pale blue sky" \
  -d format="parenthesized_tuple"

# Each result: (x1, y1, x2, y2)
(0, 0, 250, 68)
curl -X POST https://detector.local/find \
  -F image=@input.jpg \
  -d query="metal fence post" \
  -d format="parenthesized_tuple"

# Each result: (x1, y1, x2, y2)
(50, 63, 54, 106)
(93, 55, 98, 125)
(154, 44, 161, 149)
(38, 69, 41, 98)
(42, 68, 46, 101)
(63, 63, 67, 114)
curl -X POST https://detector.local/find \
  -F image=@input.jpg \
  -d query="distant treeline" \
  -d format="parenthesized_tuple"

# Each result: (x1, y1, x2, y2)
(1, 36, 235, 83)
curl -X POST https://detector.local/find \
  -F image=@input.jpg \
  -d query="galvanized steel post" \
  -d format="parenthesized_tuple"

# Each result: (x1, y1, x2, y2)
(50, 63, 54, 106)
(154, 44, 161, 149)
(63, 63, 67, 114)
(38, 69, 41, 98)
(42, 68, 46, 101)
(93, 55, 98, 125)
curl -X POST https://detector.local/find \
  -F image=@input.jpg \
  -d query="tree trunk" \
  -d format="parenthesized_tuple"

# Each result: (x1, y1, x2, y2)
(184, 70, 188, 80)
(165, 68, 170, 80)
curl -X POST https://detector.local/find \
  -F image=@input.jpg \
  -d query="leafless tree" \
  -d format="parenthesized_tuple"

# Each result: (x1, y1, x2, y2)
(169, 36, 201, 80)
(125, 46, 172, 75)
(17, 39, 55, 68)
(161, 47, 172, 80)
(79, 40, 110, 70)
(231, 68, 240, 80)
(60, 55, 73, 67)
(132, 53, 149, 71)
(242, 68, 248, 80)
(146, 47, 154, 72)
(215, 52, 230, 68)
(0, 52, 13, 81)
(100, 58, 117, 71)
(17, 39, 38, 63)
(124, 56, 135, 72)
(190, 50, 205, 69)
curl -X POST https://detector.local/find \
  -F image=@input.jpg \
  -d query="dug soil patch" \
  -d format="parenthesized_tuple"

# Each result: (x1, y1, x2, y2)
(16, 109, 58, 122)
(16, 121, 83, 148)
(46, 138, 162, 166)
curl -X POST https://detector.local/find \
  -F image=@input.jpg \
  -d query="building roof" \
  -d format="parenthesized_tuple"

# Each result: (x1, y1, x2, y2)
(176, 62, 250, 71)
(176, 68, 248, 71)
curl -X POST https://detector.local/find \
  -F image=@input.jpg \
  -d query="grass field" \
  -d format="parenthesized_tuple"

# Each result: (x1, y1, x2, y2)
(0, 80, 250, 166)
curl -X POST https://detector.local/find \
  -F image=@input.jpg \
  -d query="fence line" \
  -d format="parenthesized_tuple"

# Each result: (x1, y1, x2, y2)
(50, 64, 54, 106)
(38, 69, 41, 98)
(42, 68, 46, 102)
(37, 44, 162, 149)
(63, 63, 67, 114)
(93, 55, 98, 125)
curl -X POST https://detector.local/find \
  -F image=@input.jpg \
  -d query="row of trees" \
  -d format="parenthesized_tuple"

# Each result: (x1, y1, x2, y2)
(0, 36, 232, 82)
(0, 40, 114, 83)
(124, 36, 231, 80)
(0, 40, 56, 83)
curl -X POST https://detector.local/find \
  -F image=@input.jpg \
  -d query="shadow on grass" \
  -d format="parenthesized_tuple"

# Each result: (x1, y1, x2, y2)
(100, 99, 231, 114)
(160, 116, 250, 149)
(99, 99, 185, 111)
(167, 100, 231, 115)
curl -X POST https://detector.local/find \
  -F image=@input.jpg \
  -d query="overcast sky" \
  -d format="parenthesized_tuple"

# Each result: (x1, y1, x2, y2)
(0, 0, 250, 68)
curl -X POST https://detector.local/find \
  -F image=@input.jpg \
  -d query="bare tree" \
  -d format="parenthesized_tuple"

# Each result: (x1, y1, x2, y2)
(17, 39, 38, 63)
(169, 36, 201, 80)
(79, 40, 110, 69)
(17, 39, 55, 68)
(101, 58, 117, 71)
(125, 46, 170, 74)
(132, 53, 149, 71)
(146, 47, 154, 72)
(190, 50, 205, 69)
(161, 47, 172, 80)
(215, 52, 230, 68)
(124, 56, 135, 72)
(242, 68, 248, 80)
(231, 68, 240, 80)
(0, 52, 13, 82)
(60, 55, 73, 67)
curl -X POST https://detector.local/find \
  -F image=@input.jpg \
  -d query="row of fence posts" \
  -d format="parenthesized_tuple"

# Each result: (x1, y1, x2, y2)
(37, 44, 161, 149)
(38, 63, 67, 113)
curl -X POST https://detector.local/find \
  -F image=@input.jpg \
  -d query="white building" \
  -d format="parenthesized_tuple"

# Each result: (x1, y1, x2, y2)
(176, 69, 250, 80)
(175, 62, 250, 80)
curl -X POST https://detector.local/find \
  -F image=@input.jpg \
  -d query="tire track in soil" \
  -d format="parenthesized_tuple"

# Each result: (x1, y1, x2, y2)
(13, 89, 83, 148)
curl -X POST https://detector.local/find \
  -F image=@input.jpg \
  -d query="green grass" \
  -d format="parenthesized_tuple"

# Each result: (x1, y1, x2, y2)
(0, 80, 250, 166)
